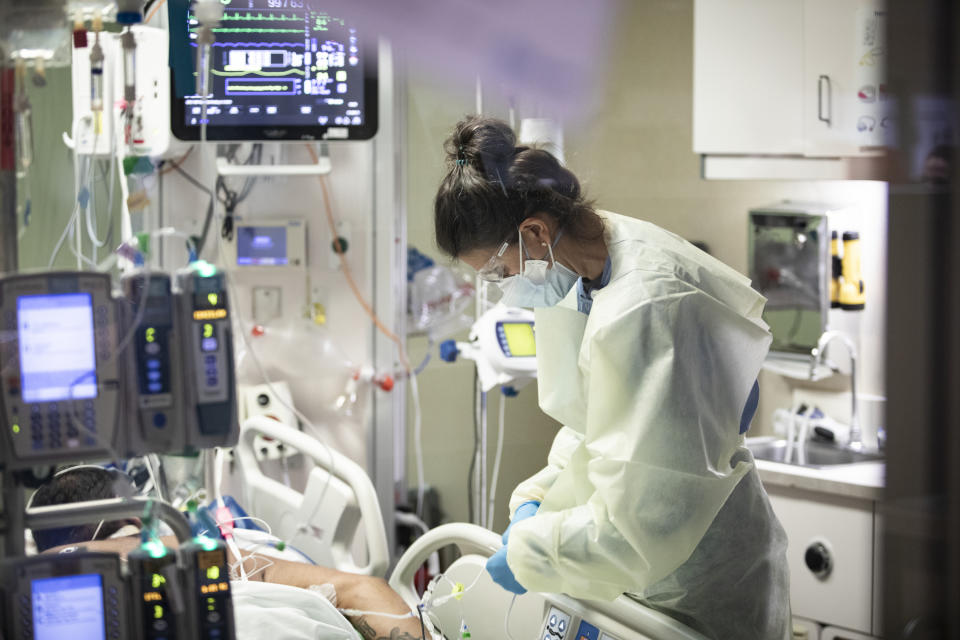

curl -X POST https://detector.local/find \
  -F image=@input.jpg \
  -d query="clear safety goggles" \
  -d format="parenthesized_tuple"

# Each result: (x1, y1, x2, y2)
(477, 240, 512, 283)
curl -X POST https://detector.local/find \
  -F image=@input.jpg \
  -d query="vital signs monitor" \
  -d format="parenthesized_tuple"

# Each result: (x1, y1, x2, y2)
(170, 0, 378, 141)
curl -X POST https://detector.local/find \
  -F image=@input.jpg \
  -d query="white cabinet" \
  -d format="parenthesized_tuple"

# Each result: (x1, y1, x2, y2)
(802, 0, 887, 156)
(693, 0, 805, 155)
(693, 0, 888, 177)
(767, 487, 877, 635)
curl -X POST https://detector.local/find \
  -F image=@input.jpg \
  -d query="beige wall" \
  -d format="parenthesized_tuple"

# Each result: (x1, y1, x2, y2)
(405, 0, 887, 530)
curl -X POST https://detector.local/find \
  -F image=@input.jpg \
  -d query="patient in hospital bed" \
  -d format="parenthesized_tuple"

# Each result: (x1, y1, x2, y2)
(30, 466, 425, 640)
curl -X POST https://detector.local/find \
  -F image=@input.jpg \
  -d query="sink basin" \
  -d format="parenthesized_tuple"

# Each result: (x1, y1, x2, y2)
(747, 439, 884, 467)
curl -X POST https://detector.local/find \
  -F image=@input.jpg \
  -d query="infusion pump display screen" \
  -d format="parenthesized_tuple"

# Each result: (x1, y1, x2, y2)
(173, 0, 378, 140)
(18, 293, 98, 403)
(31, 574, 106, 640)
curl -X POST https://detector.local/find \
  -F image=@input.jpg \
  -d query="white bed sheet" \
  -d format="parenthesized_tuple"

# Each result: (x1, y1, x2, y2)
(232, 581, 360, 640)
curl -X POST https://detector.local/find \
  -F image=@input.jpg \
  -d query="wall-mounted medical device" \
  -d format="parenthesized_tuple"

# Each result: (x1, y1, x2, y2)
(70, 25, 187, 158)
(121, 271, 191, 456)
(175, 269, 239, 450)
(0, 272, 123, 469)
(441, 305, 537, 392)
(169, 0, 378, 141)
(233, 219, 307, 268)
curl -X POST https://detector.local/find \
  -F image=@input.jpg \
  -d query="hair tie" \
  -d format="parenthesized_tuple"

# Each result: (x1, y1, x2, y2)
(456, 145, 467, 166)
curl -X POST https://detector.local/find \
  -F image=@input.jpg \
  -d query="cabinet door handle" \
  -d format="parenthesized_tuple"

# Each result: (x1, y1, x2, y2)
(818, 74, 832, 126)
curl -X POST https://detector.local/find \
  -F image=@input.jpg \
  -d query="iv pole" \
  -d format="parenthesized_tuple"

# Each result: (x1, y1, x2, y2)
(0, 48, 19, 275)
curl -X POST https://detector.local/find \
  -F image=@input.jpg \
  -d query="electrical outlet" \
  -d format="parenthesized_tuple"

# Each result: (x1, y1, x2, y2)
(238, 382, 299, 462)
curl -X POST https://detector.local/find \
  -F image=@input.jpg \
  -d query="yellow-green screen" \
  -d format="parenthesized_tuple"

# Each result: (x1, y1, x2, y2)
(502, 323, 536, 357)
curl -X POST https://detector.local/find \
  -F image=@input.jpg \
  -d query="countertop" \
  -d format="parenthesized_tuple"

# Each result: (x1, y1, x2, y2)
(754, 457, 885, 502)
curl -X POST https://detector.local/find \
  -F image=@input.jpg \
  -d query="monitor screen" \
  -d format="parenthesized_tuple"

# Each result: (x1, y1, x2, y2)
(171, 0, 378, 141)
(31, 573, 106, 640)
(501, 322, 536, 358)
(236, 225, 288, 266)
(18, 293, 98, 403)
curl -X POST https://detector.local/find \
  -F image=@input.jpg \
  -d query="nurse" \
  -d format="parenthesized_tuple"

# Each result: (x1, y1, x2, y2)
(433, 116, 791, 640)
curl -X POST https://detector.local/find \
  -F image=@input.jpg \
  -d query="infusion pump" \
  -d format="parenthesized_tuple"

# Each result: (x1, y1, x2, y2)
(0, 269, 238, 469)
(1, 542, 236, 640)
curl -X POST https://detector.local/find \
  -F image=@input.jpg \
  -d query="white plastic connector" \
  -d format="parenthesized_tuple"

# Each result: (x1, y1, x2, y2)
(194, 0, 224, 25)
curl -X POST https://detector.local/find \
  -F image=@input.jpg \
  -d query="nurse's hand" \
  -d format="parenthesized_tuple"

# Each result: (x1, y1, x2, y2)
(501, 500, 540, 544)
(485, 545, 527, 595)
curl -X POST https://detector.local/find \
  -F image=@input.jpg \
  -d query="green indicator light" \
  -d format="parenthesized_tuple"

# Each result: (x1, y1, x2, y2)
(207, 293, 219, 307)
(143, 539, 167, 559)
(12, 424, 20, 434)
(195, 536, 219, 551)
(191, 260, 218, 278)
(206, 566, 220, 580)
(152, 573, 166, 589)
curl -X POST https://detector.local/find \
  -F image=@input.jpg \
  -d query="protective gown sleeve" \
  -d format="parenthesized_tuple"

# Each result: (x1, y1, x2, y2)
(508, 426, 584, 515)
(506, 282, 771, 601)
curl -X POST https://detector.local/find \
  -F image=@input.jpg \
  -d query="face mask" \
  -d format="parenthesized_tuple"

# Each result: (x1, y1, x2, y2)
(499, 229, 579, 308)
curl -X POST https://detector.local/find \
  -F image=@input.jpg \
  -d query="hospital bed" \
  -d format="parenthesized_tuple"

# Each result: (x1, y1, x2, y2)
(238, 417, 710, 640)
(390, 523, 710, 640)
(234, 415, 390, 576)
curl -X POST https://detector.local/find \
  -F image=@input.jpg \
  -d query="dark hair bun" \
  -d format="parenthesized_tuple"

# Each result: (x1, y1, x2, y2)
(444, 116, 517, 182)
(511, 147, 581, 201)
(435, 115, 599, 258)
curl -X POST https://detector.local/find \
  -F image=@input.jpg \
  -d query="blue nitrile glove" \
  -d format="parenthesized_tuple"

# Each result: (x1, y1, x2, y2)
(502, 500, 540, 544)
(485, 545, 527, 595)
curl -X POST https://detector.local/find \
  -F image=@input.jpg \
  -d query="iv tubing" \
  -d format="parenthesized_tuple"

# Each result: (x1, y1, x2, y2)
(488, 392, 507, 528)
(305, 144, 427, 521)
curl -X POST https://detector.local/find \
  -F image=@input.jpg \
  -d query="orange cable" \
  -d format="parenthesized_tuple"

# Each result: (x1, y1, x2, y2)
(158, 146, 194, 175)
(306, 144, 412, 373)
(145, 0, 168, 24)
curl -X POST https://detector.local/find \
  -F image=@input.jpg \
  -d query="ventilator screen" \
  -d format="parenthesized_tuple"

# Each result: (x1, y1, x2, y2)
(501, 322, 536, 357)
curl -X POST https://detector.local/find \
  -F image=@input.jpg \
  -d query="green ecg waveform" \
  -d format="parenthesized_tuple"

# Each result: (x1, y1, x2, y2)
(220, 12, 302, 21)
(212, 69, 305, 77)
(196, 27, 304, 34)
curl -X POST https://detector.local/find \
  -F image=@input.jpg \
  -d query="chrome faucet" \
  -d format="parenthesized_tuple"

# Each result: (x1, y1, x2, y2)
(810, 331, 863, 452)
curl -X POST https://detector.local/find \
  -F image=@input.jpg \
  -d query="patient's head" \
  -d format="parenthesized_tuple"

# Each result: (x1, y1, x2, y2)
(30, 467, 139, 552)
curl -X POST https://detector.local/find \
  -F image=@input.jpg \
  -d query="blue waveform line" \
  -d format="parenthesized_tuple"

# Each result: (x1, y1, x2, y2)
(189, 42, 305, 48)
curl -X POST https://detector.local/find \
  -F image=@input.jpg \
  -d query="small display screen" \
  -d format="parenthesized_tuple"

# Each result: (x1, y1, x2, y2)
(192, 275, 229, 321)
(500, 322, 536, 358)
(31, 573, 105, 640)
(18, 293, 98, 402)
(237, 225, 289, 266)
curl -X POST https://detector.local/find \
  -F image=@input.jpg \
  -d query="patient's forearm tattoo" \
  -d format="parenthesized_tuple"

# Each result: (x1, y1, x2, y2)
(354, 616, 420, 640)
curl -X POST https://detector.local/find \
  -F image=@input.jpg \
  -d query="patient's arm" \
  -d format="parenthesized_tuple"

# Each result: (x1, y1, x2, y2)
(44, 537, 423, 639)
(252, 555, 423, 639)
